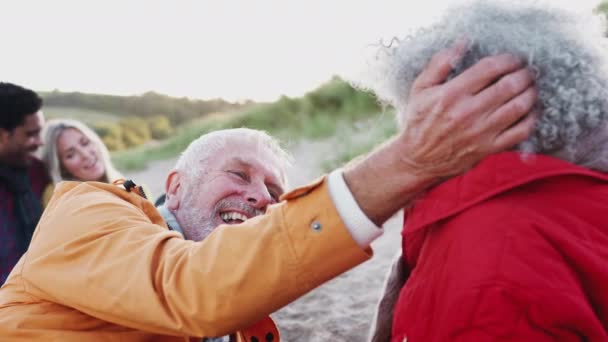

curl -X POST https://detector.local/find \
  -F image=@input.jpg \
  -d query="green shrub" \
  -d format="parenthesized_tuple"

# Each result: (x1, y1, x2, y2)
(148, 115, 173, 140)
(120, 117, 151, 148)
(93, 122, 124, 151)
(101, 136, 126, 151)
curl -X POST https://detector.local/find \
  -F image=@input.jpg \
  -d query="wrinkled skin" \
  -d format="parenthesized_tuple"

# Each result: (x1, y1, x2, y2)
(397, 42, 537, 179)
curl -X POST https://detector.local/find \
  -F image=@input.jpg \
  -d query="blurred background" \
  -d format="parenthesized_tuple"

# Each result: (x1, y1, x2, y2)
(1, 0, 601, 184)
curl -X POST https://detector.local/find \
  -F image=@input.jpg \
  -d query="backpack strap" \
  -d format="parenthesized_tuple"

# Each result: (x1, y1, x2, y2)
(113, 179, 149, 200)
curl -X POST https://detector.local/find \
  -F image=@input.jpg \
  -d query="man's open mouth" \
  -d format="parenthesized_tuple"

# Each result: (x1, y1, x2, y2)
(220, 211, 249, 224)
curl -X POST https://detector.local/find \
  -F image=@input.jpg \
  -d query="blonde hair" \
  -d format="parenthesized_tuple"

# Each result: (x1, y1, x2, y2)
(41, 119, 122, 184)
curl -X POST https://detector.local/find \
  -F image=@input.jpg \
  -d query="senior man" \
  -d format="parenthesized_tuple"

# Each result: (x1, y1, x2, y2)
(0, 43, 537, 341)
(362, 2, 608, 341)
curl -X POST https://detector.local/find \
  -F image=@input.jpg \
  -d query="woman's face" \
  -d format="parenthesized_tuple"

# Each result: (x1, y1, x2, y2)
(57, 128, 105, 181)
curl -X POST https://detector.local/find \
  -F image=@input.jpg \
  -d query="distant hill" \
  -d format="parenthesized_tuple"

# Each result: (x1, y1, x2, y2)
(40, 91, 252, 152)
(43, 106, 123, 126)
(40, 77, 384, 164)
(40, 90, 247, 125)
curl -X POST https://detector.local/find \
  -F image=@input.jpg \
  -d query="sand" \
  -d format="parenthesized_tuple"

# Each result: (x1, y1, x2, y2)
(125, 137, 401, 342)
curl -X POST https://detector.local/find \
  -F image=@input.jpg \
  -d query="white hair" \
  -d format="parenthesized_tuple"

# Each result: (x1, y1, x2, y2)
(354, 0, 608, 170)
(41, 118, 123, 184)
(175, 128, 292, 187)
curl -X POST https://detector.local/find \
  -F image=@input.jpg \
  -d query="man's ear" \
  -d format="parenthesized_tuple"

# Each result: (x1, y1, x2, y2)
(0, 128, 9, 145)
(165, 170, 182, 211)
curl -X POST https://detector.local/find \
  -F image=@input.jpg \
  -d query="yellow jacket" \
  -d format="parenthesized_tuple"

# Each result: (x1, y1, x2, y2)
(0, 177, 371, 341)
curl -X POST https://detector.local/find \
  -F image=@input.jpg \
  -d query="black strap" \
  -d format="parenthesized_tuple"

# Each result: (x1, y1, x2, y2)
(122, 179, 148, 200)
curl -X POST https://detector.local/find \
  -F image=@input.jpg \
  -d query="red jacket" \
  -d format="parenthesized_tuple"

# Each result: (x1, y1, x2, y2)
(392, 152, 608, 342)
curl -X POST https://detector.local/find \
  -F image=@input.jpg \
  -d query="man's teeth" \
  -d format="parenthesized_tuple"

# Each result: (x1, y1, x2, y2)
(221, 212, 248, 223)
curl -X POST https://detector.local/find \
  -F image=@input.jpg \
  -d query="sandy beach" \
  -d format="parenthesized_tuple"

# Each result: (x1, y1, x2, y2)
(126, 137, 402, 342)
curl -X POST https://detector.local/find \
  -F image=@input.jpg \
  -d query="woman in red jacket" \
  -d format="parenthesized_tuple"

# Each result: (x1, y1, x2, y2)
(360, 2, 608, 341)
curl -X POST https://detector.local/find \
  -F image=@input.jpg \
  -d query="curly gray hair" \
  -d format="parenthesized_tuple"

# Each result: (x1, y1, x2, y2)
(355, 1, 608, 169)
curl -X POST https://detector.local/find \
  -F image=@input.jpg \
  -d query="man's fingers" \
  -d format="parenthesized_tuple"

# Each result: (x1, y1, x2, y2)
(485, 85, 537, 132)
(472, 67, 535, 116)
(412, 40, 467, 91)
(447, 54, 524, 95)
(492, 111, 537, 152)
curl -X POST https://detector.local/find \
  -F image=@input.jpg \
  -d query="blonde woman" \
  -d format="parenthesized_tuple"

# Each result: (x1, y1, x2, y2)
(40, 119, 122, 205)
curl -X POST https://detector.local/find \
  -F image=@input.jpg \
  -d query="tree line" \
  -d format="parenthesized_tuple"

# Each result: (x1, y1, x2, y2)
(40, 90, 246, 125)
(40, 90, 248, 151)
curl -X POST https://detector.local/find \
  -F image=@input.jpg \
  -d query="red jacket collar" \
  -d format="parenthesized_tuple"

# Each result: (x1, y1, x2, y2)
(404, 152, 608, 235)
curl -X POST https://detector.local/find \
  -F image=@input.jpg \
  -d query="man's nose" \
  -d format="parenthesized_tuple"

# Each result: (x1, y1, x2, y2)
(246, 182, 273, 210)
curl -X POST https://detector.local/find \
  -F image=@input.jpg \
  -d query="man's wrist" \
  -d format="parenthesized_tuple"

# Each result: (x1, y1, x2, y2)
(327, 169, 383, 247)
(391, 132, 439, 193)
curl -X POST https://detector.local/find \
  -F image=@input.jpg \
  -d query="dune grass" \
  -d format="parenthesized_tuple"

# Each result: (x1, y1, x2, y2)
(111, 108, 377, 171)
(321, 110, 398, 172)
(111, 116, 229, 170)
(112, 78, 382, 171)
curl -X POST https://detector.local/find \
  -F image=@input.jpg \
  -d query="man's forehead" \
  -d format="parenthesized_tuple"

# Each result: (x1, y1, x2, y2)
(218, 146, 284, 181)
(227, 154, 282, 177)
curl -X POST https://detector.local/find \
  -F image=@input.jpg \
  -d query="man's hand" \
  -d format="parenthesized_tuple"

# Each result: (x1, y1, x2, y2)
(397, 41, 537, 179)
(344, 42, 537, 226)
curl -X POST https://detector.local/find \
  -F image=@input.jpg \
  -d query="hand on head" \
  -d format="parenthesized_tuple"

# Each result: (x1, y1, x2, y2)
(396, 41, 537, 179)
(344, 44, 538, 226)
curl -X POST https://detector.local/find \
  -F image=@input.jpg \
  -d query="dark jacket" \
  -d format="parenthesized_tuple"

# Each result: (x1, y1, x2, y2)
(0, 157, 49, 284)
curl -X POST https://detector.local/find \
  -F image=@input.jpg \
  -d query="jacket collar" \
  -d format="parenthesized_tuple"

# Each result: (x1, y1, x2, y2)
(157, 204, 185, 237)
(404, 152, 608, 235)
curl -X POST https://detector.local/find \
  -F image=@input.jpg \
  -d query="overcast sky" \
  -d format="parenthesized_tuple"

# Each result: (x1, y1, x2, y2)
(0, 0, 601, 101)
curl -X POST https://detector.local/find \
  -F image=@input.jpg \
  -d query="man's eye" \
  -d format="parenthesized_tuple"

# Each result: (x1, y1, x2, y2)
(267, 186, 282, 202)
(269, 191, 279, 202)
(229, 171, 248, 180)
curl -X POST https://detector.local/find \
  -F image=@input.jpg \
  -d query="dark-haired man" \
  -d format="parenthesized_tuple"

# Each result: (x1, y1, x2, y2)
(0, 82, 49, 285)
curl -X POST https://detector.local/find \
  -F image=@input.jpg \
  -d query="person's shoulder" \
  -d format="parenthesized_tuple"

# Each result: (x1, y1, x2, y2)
(25, 156, 50, 193)
(50, 182, 130, 208)
(50, 181, 156, 216)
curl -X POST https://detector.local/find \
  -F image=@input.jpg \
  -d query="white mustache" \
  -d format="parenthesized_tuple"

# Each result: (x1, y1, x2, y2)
(214, 199, 263, 218)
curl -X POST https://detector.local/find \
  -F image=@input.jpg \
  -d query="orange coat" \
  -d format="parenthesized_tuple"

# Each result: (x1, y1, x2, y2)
(0, 177, 371, 341)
